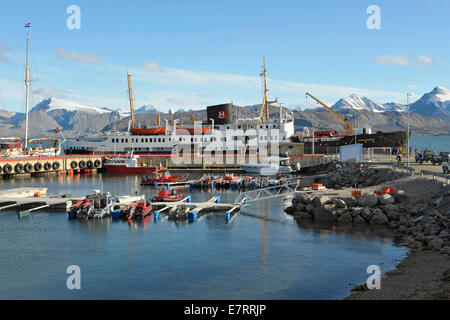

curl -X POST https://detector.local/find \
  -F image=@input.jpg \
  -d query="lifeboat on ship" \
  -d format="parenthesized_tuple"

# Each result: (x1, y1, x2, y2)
(130, 127, 166, 135)
(176, 126, 212, 135)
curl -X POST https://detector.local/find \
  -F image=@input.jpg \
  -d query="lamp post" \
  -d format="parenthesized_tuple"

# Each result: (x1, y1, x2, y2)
(407, 93, 413, 167)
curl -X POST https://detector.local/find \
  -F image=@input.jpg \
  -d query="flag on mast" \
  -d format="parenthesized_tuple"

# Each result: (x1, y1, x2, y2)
(55, 126, 61, 134)
(24, 22, 31, 28)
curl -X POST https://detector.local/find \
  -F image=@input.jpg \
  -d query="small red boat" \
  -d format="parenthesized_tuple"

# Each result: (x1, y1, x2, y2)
(123, 201, 152, 220)
(152, 190, 184, 202)
(141, 172, 186, 185)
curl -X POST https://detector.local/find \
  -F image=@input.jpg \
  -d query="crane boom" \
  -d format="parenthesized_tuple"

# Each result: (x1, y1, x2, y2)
(305, 92, 354, 134)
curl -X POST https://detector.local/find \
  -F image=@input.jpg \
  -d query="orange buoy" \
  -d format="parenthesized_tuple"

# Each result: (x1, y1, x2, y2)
(34, 192, 41, 198)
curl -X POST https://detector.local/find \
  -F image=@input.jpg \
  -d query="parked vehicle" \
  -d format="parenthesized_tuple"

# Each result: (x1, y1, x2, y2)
(443, 161, 449, 174)
(415, 149, 435, 164)
(432, 152, 450, 165)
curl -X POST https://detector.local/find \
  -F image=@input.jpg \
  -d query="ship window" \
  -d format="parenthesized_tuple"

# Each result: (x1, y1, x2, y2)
(121, 139, 124, 143)
(126, 139, 128, 143)
(162, 138, 165, 142)
(158, 138, 161, 142)
(149, 138, 152, 142)
(145, 139, 148, 143)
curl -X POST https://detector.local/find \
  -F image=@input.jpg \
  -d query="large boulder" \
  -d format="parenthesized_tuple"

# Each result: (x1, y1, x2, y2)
(285, 206, 296, 215)
(294, 211, 313, 220)
(337, 211, 353, 223)
(356, 194, 379, 208)
(333, 198, 347, 209)
(313, 206, 337, 221)
(313, 195, 331, 208)
(428, 238, 444, 251)
(379, 194, 395, 205)
(361, 207, 372, 221)
(349, 207, 363, 218)
(353, 215, 366, 224)
(370, 211, 389, 225)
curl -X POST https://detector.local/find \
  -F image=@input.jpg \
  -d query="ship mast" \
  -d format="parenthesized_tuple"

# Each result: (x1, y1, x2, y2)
(127, 69, 136, 128)
(258, 55, 278, 123)
(24, 32, 30, 150)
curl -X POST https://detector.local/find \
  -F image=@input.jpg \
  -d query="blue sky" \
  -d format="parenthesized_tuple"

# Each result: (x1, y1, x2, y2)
(0, 0, 449, 113)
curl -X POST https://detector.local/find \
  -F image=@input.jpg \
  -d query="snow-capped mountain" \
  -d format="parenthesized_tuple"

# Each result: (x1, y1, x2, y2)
(331, 94, 386, 113)
(32, 97, 111, 114)
(409, 86, 450, 121)
(382, 102, 406, 112)
(135, 105, 158, 114)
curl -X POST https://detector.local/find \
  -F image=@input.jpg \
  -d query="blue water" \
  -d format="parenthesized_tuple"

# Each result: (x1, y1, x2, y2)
(0, 173, 408, 299)
(410, 135, 450, 153)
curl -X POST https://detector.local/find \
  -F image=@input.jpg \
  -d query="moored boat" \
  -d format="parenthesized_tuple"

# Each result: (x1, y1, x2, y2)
(152, 189, 184, 202)
(67, 198, 94, 219)
(141, 172, 186, 185)
(104, 154, 158, 174)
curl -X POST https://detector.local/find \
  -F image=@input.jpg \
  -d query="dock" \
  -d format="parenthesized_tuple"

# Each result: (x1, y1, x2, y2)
(0, 187, 82, 218)
(0, 155, 104, 178)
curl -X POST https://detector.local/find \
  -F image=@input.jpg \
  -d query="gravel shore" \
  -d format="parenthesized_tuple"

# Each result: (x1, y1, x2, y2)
(346, 250, 450, 300)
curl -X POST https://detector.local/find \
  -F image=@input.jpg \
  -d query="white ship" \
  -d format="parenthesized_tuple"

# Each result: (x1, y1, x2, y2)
(241, 156, 293, 176)
(64, 57, 295, 156)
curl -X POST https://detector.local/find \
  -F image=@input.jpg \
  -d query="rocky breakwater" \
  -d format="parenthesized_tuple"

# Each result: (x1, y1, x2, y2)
(314, 163, 409, 190)
(285, 178, 450, 255)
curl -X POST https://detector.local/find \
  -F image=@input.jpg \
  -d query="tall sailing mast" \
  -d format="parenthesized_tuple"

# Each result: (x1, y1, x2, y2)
(258, 55, 278, 123)
(24, 32, 30, 150)
(127, 69, 136, 128)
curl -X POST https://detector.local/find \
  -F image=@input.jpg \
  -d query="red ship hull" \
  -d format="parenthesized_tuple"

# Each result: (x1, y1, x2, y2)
(105, 164, 158, 174)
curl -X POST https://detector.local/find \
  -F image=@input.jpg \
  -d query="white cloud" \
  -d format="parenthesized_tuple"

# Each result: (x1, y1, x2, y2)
(141, 61, 164, 72)
(131, 62, 405, 108)
(417, 55, 433, 65)
(372, 54, 412, 66)
(436, 57, 444, 64)
(55, 48, 102, 64)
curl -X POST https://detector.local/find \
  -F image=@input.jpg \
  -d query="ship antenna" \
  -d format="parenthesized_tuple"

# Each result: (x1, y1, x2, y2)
(24, 31, 30, 151)
(258, 55, 278, 124)
(127, 68, 136, 128)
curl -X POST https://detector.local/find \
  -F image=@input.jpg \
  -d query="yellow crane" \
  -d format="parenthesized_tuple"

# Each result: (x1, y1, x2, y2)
(127, 69, 136, 128)
(305, 92, 354, 134)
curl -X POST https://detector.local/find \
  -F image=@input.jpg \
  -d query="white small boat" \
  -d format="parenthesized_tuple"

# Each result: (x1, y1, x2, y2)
(242, 156, 292, 176)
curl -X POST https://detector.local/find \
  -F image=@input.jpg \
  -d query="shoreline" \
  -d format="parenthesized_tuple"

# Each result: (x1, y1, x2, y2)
(285, 162, 450, 300)
(345, 248, 450, 300)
